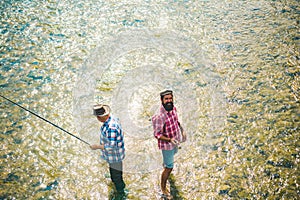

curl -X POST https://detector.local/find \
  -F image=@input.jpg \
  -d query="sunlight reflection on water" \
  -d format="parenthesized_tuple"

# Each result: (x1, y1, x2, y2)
(0, 0, 299, 199)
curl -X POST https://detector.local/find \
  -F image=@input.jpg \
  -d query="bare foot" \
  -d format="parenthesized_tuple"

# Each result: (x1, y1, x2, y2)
(161, 192, 173, 200)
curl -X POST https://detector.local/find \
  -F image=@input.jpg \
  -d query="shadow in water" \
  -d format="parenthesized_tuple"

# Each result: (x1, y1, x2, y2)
(169, 174, 185, 200)
(108, 182, 116, 200)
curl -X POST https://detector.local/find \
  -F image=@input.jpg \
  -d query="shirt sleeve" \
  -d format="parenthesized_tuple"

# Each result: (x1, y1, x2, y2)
(152, 114, 164, 139)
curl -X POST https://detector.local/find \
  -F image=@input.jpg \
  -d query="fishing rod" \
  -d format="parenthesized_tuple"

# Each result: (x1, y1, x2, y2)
(0, 94, 90, 145)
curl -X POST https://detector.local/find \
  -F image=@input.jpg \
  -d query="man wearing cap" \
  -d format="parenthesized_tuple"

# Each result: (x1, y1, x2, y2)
(152, 90, 186, 199)
(90, 104, 126, 199)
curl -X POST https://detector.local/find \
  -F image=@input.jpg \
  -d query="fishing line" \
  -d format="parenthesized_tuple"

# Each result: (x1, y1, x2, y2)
(0, 94, 90, 145)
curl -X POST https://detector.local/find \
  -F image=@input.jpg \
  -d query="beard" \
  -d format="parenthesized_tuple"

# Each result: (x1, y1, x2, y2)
(163, 102, 174, 112)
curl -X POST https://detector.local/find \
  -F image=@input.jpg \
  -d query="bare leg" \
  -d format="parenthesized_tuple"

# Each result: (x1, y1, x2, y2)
(161, 167, 173, 195)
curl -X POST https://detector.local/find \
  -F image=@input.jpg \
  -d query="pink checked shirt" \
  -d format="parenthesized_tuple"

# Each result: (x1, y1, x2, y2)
(152, 105, 181, 150)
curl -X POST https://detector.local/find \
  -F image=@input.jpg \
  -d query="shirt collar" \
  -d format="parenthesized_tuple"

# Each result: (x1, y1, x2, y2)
(103, 116, 112, 125)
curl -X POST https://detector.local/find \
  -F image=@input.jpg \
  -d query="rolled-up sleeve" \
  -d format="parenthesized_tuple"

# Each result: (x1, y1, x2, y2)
(152, 114, 164, 139)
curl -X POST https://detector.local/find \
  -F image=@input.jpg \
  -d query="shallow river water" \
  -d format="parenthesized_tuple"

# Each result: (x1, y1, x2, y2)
(0, 0, 299, 199)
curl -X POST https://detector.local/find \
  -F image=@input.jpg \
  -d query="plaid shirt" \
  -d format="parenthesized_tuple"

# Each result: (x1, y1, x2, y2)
(99, 116, 125, 163)
(152, 105, 181, 150)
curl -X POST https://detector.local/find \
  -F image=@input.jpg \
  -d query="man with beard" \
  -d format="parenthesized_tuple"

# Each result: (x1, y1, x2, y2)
(152, 90, 186, 199)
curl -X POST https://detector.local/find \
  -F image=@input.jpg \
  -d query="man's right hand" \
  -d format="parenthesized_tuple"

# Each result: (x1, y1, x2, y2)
(170, 138, 179, 145)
